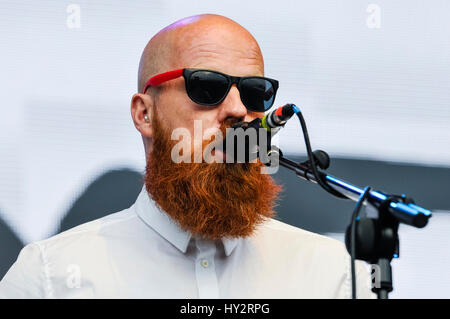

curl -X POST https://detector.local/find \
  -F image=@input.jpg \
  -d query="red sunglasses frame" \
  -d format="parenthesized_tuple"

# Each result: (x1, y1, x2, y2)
(142, 69, 184, 93)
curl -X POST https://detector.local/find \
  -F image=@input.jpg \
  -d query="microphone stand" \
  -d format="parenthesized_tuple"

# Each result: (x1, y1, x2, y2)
(267, 147, 432, 299)
(226, 116, 432, 298)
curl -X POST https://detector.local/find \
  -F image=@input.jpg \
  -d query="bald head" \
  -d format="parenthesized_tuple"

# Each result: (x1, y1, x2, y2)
(137, 14, 264, 93)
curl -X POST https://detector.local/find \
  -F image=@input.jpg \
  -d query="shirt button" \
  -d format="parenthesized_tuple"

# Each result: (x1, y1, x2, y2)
(201, 259, 209, 268)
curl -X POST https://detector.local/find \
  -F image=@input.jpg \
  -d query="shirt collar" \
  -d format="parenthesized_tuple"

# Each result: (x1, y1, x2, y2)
(134, 186, 239, 257)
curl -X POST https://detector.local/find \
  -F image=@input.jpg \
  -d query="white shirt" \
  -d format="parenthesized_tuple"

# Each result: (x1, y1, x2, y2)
(0, 187, 375, 298)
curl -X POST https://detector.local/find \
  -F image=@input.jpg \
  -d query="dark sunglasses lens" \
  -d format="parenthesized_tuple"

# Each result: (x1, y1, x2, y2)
(187, 71, 229, 105)
(239, 78, 276, 112)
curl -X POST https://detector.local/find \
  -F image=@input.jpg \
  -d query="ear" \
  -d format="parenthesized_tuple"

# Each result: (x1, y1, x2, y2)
(131, 93, 154, 138)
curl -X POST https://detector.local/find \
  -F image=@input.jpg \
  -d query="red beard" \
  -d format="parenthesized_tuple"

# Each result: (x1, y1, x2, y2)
(144, 112, 282, 240)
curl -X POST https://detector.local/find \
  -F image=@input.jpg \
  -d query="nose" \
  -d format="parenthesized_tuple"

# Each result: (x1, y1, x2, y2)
(217, 85, 248, 124)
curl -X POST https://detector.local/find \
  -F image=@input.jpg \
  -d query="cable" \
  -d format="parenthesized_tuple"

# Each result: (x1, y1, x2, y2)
(350, 186, 372, 299)
(290, 105, 374, 298)
(293, 106, 347, 199)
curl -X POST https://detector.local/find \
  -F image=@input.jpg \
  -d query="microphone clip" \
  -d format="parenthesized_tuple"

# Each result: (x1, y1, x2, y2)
(223, 118, 274, 163)
(300, 149, 331, 170)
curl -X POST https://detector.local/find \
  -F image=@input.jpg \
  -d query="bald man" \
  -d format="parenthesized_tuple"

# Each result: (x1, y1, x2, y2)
(0, 14, 375, 299)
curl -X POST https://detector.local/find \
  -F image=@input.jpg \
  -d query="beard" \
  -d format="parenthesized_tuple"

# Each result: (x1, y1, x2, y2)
(144, 111, 282, 240)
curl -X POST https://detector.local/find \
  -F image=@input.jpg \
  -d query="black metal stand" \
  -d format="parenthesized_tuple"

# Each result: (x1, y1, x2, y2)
(344, 197, 401, 298)
(267, 147, 432, 299)
(225, 117, 432, 299)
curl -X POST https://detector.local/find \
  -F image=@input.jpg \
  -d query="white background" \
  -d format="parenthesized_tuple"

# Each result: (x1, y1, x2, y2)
(0, 0, 449, 298)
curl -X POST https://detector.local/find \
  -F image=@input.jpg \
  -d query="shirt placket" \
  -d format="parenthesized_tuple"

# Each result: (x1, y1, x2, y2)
(194, 237, 219, 298)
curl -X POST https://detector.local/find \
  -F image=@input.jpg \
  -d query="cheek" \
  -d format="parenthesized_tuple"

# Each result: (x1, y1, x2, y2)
(157, 86, 192, 129)
(157, 84, 223, 139)
(184, 110, 222, 146)
(168, 101, 221, 135)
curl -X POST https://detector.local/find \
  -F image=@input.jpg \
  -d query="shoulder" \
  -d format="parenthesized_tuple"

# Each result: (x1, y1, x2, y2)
(0, 208, 138, 298)
(252, 218, 376, 299)
(255, 217, 348, 254)
(30, 207, 138, 258)
(249, 218, 352, 268)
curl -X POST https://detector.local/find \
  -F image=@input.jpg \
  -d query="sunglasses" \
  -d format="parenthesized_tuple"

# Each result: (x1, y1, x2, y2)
(142, 68, 279, 112)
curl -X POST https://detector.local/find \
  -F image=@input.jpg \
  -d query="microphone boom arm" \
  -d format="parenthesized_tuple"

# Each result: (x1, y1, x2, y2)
(259, 103, 433, 299)
(228, 110, 433, 298)
(269, 148, 432, 228)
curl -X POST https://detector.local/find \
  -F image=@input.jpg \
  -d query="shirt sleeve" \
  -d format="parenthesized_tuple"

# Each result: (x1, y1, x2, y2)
(0, 243, 49, 298)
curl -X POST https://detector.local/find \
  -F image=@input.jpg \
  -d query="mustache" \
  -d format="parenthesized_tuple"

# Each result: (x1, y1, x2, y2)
(189, 118, 255, 164)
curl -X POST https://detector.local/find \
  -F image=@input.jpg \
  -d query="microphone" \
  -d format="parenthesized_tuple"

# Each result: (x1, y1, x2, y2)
(261, 103, 298, 132)
(221, 104, 298, 163)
